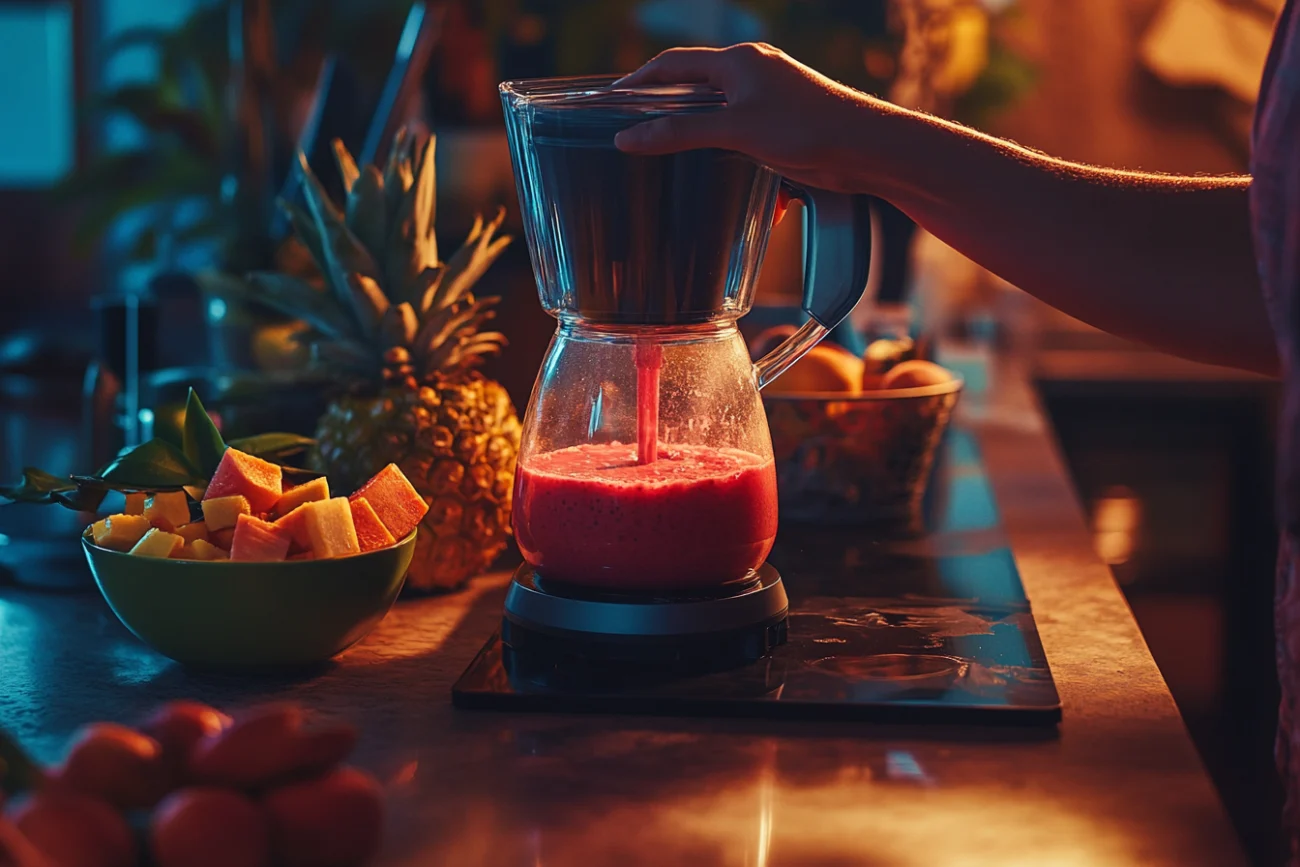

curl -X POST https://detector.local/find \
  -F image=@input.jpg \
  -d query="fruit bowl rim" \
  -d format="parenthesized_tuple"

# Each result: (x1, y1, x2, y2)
(81, 527, 418, 566)
(761, 372, 964, 403)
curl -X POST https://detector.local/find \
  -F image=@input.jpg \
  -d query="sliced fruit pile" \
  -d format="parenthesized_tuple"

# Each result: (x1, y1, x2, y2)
(0, 702, 383, 867)
(90, 450, 430, 563)
(752, 325, 955, 396)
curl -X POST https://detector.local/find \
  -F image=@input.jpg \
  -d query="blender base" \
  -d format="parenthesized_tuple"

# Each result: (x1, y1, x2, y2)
(453, 428, 1063, 726)
(499, 563, 788, 671)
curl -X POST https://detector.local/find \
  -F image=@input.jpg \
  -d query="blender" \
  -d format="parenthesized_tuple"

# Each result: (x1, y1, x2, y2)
(496, 75, 875, 668)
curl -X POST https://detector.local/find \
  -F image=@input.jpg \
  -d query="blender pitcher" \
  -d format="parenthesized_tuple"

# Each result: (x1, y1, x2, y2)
(500, 75, 875, 592)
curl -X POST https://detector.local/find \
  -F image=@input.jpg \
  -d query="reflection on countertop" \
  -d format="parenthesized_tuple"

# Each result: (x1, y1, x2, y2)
(0, 348, 1250, 866)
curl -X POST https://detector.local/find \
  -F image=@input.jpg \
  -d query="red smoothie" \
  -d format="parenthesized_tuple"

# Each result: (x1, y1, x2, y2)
(513, 442, 778, 591)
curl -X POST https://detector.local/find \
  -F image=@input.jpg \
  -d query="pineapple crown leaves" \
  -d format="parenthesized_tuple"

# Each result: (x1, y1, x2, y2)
(244, 129, 513, 387)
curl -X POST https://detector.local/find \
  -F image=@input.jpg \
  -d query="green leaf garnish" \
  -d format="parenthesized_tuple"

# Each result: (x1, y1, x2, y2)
(0, 468, 78, 504)
(228, 433, 315, 462)
(96, 439, 206, 489)
(53, 487, 110, 513)
(182, 388, 227, 477)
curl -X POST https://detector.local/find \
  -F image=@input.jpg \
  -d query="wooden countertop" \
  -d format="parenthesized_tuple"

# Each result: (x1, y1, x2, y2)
(0, 353, 1248, 866)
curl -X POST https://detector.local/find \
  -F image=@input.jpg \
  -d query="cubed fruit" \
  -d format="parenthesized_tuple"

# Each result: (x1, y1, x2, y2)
(301, 498, 360, 559)
(189, 538, 227, 561)
(204, 448, 283, 513)
(271, 477, 329, 519)
(175, 522, 208, 545)
(173, 543, 196, 560)
(287, 551, 315, 561)
(144, 491, 191, 529)
(124, 492, 147, 515)
(201, 495, 250, 531)
(229, 514, 292, 562)
(349, 498, 396, 552)
(349, 464, 428, 541)
(92, 514, 153, 551)
(210, 527, 235, 550)
(130, 528, 183, 558)
(274, 505, 312, 551)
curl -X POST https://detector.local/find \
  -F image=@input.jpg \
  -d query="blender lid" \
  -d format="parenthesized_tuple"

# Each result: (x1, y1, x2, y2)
(500, 74, 727, 116)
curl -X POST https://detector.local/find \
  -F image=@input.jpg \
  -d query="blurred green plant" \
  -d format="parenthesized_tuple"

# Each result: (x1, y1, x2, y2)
(57, 0, 410, 276)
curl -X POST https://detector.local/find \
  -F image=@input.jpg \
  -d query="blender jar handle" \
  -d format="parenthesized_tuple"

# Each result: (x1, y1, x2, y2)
(753, 187, 876, 389)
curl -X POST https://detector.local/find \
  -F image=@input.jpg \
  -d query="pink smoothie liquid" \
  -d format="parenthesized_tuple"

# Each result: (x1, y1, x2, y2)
(513, 442, 778, 591)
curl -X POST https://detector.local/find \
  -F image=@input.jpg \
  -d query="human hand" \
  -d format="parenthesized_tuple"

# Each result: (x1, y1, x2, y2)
(613, 43, 880, 193)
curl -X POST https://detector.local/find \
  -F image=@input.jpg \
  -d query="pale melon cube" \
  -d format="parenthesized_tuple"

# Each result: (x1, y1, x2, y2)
(93, 514, 153, 551)
(124, 493, 147, 515)
(144, 491, 190, 529)
(271, 476, 330, 518)
(302, 497, 360, 559)
(188, 538, 226, 561)
(175, 522, 209, 545)
(201, 495, 251, 531)
(130, 528, 183, 558)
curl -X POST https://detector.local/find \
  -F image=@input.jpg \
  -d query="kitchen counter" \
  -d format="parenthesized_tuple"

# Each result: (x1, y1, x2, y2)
(0, 351, 1248, 866)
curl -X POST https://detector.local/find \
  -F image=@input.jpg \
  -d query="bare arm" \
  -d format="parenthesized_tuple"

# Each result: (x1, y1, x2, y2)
(616, 44, 1277, 376)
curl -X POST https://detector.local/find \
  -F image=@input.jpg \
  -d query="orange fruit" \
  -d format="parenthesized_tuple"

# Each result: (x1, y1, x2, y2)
(189, 706, 304, 789)
(749, 325, 798, 361)
(861, 338, 914, 389)
(142, 702, 233, 780)
(188, 706, 356, 790)
(151, 788, 270, 867)
(55, 722, 169, 809)
(263, 766, 383, 867)
(8, 790, 136, 867)
(880, 359, 953, 390)
(763, 344, 864, 395)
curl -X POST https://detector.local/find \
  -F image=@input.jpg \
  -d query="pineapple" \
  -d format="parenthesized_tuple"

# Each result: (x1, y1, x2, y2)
(250, 131, 519, 592)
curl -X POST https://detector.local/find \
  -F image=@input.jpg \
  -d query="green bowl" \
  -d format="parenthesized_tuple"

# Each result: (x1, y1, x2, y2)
(82, 530, 416, 669)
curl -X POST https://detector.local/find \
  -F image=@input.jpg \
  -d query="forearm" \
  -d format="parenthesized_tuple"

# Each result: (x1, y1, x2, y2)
(851, 102, 1276, 375)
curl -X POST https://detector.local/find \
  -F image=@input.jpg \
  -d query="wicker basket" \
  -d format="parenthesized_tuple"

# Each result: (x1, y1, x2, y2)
(763, 375, 963, 527)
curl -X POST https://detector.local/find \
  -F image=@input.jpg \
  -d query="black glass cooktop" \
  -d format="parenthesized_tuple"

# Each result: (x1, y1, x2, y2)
(452, 428, 1062, 725)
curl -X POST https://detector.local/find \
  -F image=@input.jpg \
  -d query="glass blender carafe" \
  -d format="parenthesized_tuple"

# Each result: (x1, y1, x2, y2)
(501, 76, 874, 593)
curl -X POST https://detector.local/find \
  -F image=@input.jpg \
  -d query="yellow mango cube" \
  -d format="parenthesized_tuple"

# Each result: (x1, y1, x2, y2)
(144, 491, 190, 529)
(175, 522, 209, 545)
(124, 493, 147, 515)
(92, 514, 153, 551)
(271, 476, 330, 518)
(189, 538, 227, 561)
(130, 528, 183, 558)
(302, 497, 360, 559)
(200, 495, 250, 531)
